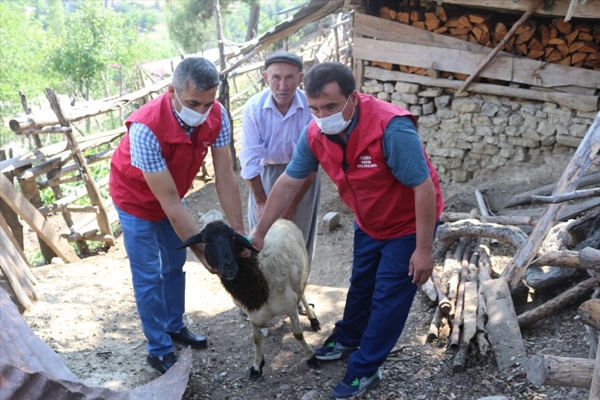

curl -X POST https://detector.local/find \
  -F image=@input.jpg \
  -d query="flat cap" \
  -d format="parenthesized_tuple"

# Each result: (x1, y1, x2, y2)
(264, 51, 303, 71)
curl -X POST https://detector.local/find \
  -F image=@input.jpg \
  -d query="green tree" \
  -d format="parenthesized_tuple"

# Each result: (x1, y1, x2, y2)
(0, 1, 57, 145)
(50, 1, 144, 100)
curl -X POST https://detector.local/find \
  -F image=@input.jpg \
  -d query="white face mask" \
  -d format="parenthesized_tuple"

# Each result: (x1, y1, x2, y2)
(174, 90, 212, 127)
(312, 96, 352, 135)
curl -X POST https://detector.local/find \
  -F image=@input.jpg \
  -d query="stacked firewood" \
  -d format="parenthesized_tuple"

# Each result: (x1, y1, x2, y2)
(378, 3, 600, 73)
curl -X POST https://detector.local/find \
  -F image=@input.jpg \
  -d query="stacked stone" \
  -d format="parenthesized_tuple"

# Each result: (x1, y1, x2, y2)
(362, 79, 596, 183)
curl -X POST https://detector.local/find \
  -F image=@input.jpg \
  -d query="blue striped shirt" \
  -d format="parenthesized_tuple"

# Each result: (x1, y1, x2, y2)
(130, 103, 231, 172)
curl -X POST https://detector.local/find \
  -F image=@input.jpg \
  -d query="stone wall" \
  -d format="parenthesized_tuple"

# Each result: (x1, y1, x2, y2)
(361, 78, 597, 183)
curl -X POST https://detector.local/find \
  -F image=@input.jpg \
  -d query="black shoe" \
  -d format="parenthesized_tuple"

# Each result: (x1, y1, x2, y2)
(167, 327, 208, 349)
(146, 352, 177, 374)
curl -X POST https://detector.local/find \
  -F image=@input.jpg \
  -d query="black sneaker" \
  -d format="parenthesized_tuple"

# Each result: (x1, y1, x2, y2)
(146, 352, 177, 374)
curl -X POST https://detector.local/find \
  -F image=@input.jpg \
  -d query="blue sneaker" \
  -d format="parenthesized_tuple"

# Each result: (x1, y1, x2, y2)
(331, 369, 382, 399)
(314, 331, 358, 361)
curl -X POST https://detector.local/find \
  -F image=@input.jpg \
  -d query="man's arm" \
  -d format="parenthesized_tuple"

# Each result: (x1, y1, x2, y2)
(143, 169, 215, 273)
(247, 175, 268, 216)
(211, 145, 245, 234)
(250, 173, 305, 250)
(281, 170, 316, 220)
(409, 176, 437, 286)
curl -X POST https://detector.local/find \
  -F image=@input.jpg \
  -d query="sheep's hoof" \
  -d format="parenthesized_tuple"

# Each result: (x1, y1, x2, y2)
(309, 318, 321, 332)
(307, 355, 320, 369)
(249, 359, 265, 381)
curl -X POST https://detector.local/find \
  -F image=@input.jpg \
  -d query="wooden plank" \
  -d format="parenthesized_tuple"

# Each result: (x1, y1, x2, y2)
(354, 37, 600, 90)
(436, 0, 600, 19)
(354, 12, 508, 55)
(482, 278, 527, 371)
(0, 173, 80, 263)
(364, 67, 599, 112)
(0, 220, 37, 311)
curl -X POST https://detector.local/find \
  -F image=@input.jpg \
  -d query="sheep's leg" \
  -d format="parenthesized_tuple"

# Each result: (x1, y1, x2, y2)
(249, 323, 265, 380)
(288, 310, 320, 369)
(300, 295, 320, 331)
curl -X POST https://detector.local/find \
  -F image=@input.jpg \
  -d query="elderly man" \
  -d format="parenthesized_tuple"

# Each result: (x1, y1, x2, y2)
(240, 51, 320, 271)
(109, 57, 245, 374)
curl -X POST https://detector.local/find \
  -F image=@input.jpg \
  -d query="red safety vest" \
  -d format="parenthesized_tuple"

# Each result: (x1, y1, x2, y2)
(109, 92, 222, 221)
(306, 93, 443, 239)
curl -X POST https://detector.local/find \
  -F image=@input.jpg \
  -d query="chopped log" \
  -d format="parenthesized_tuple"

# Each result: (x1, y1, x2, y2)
(453, 280, 478, 373)
(532, 247, 600, 271)
(476, 243, 492, 355)
(435, 219, 528, 259)
(527, 354, 593, 388)
(483, 278, 527, 371)
(432, 269, 453, 317)
(553, 19, 572, 35)
(531, 187, 600, 203)
(448, 237, 470, 304)
(458, 0, 542, 94)
(427, 306, 442, 343)
(579, 298, 600, 331)
(424, 12, 440, 31)
(435, 6, 447, 22)
(421, 276, 437, 302)
(590, 337, 600, 400)
(440, 212, 538, 226)
(503, 113, 600, 290)
(517, 277, 599, 329)
(505, 171, 600, 207)
(450, 245, 472, 348)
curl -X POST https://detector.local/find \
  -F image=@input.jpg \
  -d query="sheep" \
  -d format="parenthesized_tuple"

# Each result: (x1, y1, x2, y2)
(178, 219, 321, 380)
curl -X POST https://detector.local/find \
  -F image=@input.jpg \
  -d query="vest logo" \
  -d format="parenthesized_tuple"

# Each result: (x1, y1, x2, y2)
(357, 155, 378, 169)
(203, 141, 211, 148)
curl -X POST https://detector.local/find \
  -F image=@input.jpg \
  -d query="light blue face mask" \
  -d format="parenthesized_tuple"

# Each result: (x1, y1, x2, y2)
(174, 90, 212, 127)
(312, 95, 352, 135)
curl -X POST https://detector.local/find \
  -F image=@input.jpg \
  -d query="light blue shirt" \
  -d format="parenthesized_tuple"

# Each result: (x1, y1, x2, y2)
(286, 112, 430, 187)
(239, 88, 312, 180)
(130, 103, 231, 173)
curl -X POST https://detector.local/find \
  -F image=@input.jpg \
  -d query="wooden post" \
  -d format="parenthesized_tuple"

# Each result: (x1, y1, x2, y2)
(502, 112, 600, 290)
(45, 88, 115, 246)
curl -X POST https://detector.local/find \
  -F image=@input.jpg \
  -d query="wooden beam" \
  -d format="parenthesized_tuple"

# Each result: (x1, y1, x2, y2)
(0, 173, 80, 263)
(482, 278, 527, 371)
(354, 37, 600, 91)
(364, 66, 598, 112)
(437, 0, 600, 19)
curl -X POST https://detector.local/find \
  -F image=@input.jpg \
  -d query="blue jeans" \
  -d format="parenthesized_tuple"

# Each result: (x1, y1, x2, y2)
(115, 205, 187, 357)
(335, 222, 427, 379)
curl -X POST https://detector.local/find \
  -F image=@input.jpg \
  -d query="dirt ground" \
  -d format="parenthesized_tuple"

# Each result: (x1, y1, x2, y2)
(15, 153, 596, 400)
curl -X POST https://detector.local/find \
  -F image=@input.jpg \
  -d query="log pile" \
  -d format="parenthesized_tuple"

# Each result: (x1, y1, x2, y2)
(377, 1, 600, 76)
(426, 112, 600, 382)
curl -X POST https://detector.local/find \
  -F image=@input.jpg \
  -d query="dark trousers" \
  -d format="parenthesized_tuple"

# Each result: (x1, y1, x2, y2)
(335, 222, 419, 379)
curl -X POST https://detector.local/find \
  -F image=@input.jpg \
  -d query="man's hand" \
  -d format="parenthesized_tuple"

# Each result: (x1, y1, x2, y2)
(408, 247, 434, 286)
(191, 243, 218, 274)
(248, 231, 264, 252)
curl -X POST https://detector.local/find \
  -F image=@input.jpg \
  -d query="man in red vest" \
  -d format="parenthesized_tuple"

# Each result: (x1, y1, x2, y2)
(250, 62, 444, 399)
(109, 57, 245, 374)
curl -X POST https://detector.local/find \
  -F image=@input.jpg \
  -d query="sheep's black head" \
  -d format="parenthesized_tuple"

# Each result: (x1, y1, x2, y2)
(178, 221, 258, 281)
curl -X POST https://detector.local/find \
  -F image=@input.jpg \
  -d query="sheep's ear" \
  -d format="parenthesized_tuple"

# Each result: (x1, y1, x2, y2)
(177, 233, 204, 250)
(234, 232, 259, 253)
